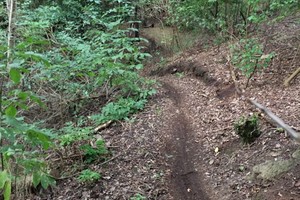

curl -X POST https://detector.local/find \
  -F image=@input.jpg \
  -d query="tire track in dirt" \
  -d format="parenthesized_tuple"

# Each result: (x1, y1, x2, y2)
(162, 81, 209, 200)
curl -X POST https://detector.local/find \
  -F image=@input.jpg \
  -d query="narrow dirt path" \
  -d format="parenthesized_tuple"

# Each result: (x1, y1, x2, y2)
(160, 78, 211, 200)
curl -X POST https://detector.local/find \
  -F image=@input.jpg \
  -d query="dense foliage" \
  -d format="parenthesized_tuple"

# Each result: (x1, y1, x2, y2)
(169, 0, 299, 34)
(0, 0, 154, 199)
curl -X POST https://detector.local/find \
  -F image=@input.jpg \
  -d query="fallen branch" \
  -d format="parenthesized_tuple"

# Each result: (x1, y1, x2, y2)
(284, 67, 300, 87)
(94, 120, 113, 132)
(249, 99, 300, 142)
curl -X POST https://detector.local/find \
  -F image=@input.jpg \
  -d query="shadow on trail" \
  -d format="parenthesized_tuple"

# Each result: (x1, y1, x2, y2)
(162, 82, 210, 200)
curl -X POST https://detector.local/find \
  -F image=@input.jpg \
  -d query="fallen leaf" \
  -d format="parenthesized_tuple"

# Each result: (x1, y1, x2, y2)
(215, 147, 219, 153)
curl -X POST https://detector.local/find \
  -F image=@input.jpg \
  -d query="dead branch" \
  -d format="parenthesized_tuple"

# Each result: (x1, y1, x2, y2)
(249, 99, 300, 142)
(284, 67, 300, 87)
(94, 120, 113, 132)
(227, 54, 242, 95)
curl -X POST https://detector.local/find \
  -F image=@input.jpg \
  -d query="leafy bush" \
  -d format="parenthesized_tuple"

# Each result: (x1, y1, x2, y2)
(1, 0, 156, 199)
(78, 169, 101, 183)
(59, 123, 92, 146)
(90, 97, 154, 124)
(168, 0, 299, 34)
(230, 38, 274, 86)
(234, 114, 261, 144)
(80, 139, 109, 163)
(0, 36, 55, 199)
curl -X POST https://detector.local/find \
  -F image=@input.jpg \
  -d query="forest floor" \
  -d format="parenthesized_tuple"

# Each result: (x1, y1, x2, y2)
(35, 14, 300, 200)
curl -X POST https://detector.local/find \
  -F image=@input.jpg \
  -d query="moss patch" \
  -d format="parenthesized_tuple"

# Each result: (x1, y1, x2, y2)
(252, 159, 296, 180)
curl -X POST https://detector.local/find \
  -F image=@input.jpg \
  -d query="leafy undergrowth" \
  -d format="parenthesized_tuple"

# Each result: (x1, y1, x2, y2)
(0, 1, 156, 199)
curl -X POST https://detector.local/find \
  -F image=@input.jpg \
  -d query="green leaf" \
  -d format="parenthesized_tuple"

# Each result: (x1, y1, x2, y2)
(30, 94, 45, 108)
(18, 91, 29, 100)
(32, 172, 41, 188)
(9, 68, 22, 84)
(4, 180, 11, 200)
(40, 174, 55, 189)
(4, 116, 27, 132)
(0, 170, 9, 188)
(26, 129, 52, 149)
(5, 105, 17, 117)
(15, 51, 50, 67)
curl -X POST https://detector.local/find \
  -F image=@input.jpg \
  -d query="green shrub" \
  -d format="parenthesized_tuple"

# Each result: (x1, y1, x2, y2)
(234, 114, 261, 144)
(230, 38, 274, 86)
(80, 139, 109, 163)
(78, 169, 101, 183)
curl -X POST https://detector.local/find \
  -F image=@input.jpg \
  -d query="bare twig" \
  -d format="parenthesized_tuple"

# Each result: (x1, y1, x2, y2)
(99, 142, 133, 166)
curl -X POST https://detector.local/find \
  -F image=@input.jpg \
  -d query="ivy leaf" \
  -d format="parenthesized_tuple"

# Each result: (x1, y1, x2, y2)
(9, 68, 22, 84)
(5, 105, 17, 117)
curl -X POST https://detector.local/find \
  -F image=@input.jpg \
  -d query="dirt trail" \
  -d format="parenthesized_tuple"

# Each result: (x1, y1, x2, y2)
(154, 38, 300, 199)
(161, 81, 210, 200)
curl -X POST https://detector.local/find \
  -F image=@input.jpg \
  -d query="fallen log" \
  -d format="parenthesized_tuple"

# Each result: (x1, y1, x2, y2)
(249, 99, 300, 142)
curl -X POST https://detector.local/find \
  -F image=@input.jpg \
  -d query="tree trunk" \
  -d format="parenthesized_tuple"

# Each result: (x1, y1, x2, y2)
(6, 0, 17, 67)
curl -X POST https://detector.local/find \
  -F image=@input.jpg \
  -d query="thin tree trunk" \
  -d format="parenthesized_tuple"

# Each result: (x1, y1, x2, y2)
(6, 0, 17, 67)
(1, 0, 17, 171)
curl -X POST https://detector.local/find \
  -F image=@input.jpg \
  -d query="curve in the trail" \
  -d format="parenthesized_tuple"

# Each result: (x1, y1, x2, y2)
(162, 81, 209, 200)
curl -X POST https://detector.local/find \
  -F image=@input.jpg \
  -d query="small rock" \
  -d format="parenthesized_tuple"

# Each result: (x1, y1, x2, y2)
(270, 151, 282, 157)
(275, 143, 281, 148)
(239, 165, 245, 172)
(295, 180, 300, 187)
(103, 176, 111, 180)
(292, 148, 300, 160)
